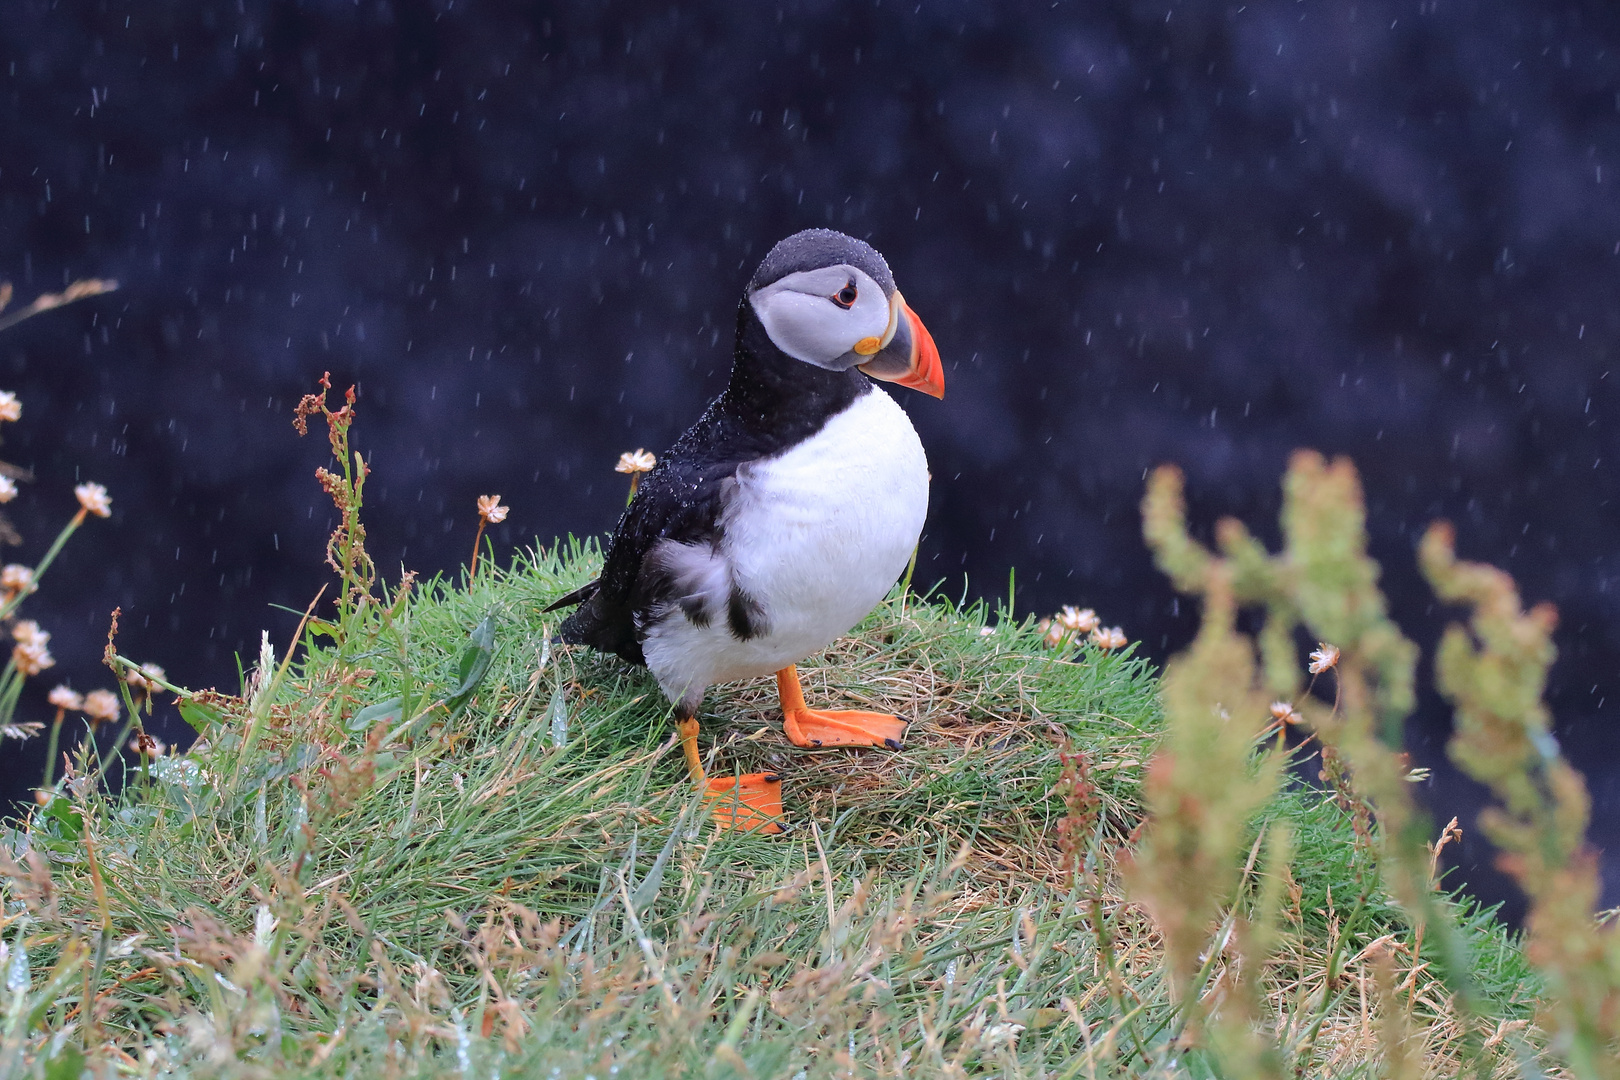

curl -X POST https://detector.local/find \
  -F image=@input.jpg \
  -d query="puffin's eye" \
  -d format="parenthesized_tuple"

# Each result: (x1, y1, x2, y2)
(831, 283, 858, 309)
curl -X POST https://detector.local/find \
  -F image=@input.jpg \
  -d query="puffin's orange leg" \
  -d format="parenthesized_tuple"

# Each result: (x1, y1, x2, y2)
(775, 665, 908, 750)
(677, 714, 783, 834)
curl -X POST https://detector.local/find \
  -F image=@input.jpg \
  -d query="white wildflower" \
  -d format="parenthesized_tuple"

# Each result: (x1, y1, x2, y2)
(1056, 605, 1099, 633)
(0, 565, 32, 594)
(1308, 644, 1340, 674)
(12, 620, 46, 647)
(614, 449, 656, 475)
(476, 494, 509, 524)
(82, 689, 120, 724)
(74, 482, 112, 518)
(1090, 626, 1128, 650)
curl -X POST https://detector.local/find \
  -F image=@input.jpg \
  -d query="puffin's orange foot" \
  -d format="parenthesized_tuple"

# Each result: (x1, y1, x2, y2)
(703, 773, 784, 834)
(783, 709, 908, 750)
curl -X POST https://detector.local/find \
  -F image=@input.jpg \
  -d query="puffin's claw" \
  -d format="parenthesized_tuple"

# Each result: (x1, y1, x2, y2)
(703, 773, 784, 834)
(774, 664, 908, 750)
(782, 708, 908, 750)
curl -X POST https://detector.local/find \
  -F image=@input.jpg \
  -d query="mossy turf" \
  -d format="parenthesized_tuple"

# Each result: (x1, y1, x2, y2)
(2, 543, 1532, 1077)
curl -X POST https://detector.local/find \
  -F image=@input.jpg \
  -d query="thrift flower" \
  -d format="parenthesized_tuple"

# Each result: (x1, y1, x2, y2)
(1308, 643, 1341, 675)
(12, 639, 54, 676)
(1269, 701, 1301, 725)
(476, 495, 509, 524)
(74, 482, 112, 518)
(0, 565, 31, 594)
(616, 449, 657, 502)
(47, 685, 83, 711)
(1091, 626, 1128, 650)
(1056, 606, 1099, 633)
(0, 392, 19, 422)
(0, 477, 16, 504)
(12, 621, 46, 647)
(615, 449, 657, 475)
(82, 689, 120, 725)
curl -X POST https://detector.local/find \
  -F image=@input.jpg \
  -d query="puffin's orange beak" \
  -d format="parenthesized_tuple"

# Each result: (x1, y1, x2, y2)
(858, 291, 944, 399)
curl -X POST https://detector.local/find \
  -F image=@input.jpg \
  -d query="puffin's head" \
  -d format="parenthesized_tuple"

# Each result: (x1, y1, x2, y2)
(745, 229, 944, 399)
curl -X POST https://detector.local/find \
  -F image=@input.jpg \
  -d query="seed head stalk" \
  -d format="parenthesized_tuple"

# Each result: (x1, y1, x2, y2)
(0, 278, 118, 333)
(296, 373, 376, 656)
(469, 518, 488, 580)
(0, 655, 24, 751)
(326, 441, 370, 636)
(469, 496, 508, 582)
(39, 705, 68, 792)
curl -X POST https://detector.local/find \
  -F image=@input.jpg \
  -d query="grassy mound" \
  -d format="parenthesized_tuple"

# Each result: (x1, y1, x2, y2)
(0, 543, 1531, 1078)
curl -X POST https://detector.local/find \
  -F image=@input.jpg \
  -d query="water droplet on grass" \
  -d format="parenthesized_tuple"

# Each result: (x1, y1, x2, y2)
(549, 683, 569, 748)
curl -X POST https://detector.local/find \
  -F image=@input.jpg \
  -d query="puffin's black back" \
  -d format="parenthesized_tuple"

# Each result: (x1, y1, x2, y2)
(552, 234, 879, 664)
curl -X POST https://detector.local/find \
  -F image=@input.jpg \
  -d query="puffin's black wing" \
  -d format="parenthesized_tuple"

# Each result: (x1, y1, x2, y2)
(547, 406, 751, 666)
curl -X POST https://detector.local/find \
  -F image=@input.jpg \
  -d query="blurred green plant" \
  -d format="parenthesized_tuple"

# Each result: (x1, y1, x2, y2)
(1422, 522, 1620, 1078)
(1136, 449, 1617, 1077)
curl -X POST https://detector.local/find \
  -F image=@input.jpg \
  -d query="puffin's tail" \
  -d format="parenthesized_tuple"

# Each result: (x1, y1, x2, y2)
(543, 579, 599, 613)
(544, 578, 645, 664)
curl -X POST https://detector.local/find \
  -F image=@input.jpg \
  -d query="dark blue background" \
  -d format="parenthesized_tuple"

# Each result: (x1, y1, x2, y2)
(2, 0, 1616, 922)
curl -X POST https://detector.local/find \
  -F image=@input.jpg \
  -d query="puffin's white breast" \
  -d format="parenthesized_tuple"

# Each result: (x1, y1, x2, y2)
(642, 387, 928, 702)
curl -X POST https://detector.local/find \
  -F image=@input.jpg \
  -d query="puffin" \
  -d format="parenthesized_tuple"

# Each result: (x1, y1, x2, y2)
(545, 228, 943, 831)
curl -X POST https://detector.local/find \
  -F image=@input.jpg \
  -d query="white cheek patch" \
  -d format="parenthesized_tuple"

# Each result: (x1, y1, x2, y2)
(751, 289, 852, 367)
(750, 265, 891, 369)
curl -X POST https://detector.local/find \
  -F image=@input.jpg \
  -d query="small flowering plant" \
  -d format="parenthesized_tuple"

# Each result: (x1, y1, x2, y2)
(1036, 604, 1129, 653)
(0, 280, 152, 800)
(0, 480, 114, 628)
(467, 494, 510, 581)
(3, 468, 136, 791)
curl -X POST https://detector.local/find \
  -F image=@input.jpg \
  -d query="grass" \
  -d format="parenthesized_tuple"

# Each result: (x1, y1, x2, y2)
(0, 289, 1602, 1077)
(0, 538, 1539, 1078)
